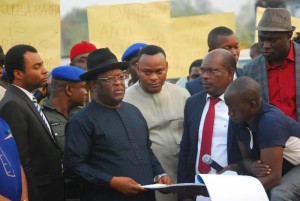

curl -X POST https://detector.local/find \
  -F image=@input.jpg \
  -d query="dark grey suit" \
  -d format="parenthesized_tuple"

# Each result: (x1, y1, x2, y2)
(177, 91, 242, 200)
(0, 85, 64, 201)
(243, 41, 300, 121)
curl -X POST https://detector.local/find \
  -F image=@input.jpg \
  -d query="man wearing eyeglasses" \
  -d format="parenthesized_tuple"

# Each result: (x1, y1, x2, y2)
(124, 45, 190, 201)
(63, 48, 172, 201)
(177, 49, 242, 201)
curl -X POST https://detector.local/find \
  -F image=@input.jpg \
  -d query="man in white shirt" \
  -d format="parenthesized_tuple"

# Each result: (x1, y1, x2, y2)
(177, 49, 242, 201)
(124, 45, 190, 201)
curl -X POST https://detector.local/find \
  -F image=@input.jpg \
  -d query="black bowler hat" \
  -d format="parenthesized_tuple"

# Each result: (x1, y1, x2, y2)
(80, 48, 128, 81)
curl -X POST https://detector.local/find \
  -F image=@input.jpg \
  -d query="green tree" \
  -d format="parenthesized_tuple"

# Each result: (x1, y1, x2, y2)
(61, 8, 88, 57)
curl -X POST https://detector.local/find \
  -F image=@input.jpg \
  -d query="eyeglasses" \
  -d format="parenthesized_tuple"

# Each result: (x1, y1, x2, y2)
(199, 67, 224, 76)
(97, 74, 128, 85)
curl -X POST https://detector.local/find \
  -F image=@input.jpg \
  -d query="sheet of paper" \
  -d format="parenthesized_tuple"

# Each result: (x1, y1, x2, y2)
(198, 174, 269, 201)
(142, 183, 206, 195)
(142, 183, 205, 189)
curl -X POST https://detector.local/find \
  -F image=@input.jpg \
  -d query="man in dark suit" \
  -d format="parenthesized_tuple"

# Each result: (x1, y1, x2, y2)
(178, 49, 242, 201)
(0, 44, 64, 201)
(186, 26, 242, 95)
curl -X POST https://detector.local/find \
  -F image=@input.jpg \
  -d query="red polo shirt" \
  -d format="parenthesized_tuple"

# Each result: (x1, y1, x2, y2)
(267, 41, 296, 120)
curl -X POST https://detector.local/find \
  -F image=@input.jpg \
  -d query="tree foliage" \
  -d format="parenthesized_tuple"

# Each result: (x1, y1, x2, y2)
(61, 8, 88, 57)
(61, 0, 256, 57)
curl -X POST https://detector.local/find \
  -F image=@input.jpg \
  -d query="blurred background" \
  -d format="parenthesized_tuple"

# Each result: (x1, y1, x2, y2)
(60, 0, 300, 57)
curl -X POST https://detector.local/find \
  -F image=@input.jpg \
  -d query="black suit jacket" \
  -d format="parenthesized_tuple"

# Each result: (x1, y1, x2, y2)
(177, 91, 242, 200)
(186, 68, 243, 95)
(0, 85, 64, 201)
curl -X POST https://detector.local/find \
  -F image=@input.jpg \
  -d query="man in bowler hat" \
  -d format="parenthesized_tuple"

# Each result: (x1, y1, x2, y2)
(243, 8, 300, 121)
(63, 48, 172, 201)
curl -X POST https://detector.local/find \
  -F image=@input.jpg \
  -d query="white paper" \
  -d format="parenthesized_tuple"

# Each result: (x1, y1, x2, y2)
(141, 183, 206, 195)
(198, 174, 269, 201)
(142, 183, 205, 189)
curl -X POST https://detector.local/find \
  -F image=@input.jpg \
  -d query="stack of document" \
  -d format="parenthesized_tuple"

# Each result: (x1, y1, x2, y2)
(142, 173, 269, 201)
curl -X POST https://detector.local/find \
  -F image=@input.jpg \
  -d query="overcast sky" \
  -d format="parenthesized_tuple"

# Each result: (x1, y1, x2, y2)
(60, 0, 249, 17)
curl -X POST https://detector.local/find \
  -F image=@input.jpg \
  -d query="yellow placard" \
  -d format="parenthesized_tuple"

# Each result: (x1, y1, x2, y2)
(0, 0, 61, 70)
(87, 2, 236, 78)
(255, 7, 300, 42)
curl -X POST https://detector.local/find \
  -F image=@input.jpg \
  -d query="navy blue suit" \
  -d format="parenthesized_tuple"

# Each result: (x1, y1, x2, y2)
(177, 91, 242, 200)
(186, 68, 243, 95)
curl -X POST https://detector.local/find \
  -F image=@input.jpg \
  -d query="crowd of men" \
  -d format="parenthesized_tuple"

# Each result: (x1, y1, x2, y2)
(1, 7, 300, 201)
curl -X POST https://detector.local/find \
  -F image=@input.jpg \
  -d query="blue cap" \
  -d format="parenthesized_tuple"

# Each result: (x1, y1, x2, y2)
(121, 43, 148, 61)
(51, 66, 86, 82)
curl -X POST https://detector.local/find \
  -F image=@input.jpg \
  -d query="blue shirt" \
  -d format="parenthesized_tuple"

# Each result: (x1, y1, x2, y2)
(0, 118, 22, 201)
(235, 102, 300, 175)
(63, 100, 164, 201)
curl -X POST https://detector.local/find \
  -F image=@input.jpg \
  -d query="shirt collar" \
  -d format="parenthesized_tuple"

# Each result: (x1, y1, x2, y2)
(206, 93, 224, 102)
(13, 84, 34, 100)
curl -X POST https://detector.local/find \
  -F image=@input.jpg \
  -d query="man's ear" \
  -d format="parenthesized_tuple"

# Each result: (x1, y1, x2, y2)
(13, 70, 24, 81)
(228, 68, 235, 80)
(89, 80, 97, 92)
(287, 32, 293, 40)
(136, 64, 141, 76)
(249, 100, 257, 109)
(65, 85, 72, 96)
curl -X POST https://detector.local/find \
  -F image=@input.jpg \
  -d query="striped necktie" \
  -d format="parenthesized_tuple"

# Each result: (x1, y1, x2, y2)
(32, 97, 52, 135)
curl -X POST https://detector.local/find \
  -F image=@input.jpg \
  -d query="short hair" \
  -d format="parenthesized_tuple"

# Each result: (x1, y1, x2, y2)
(207, 26, 234, 51)
(5, 44, 37, 83)
(0, 46, 4, 67)
(225, 76, 261, 103)
(250, 43, 261, 53)
(189, 59, 202, 74)
(50, 79, 69, 95)
(137, 45, 166, 61)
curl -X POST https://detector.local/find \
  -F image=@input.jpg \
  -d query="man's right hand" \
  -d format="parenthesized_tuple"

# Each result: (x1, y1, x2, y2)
(109, 176, 146, 196)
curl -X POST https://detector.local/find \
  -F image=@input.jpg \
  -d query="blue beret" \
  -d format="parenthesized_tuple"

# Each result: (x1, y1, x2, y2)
(51, 66, 86, 82)
(121, 43, 148, 61)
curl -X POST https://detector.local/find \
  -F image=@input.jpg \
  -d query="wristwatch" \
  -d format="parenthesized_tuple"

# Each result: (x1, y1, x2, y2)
(153, 173, 167, 183)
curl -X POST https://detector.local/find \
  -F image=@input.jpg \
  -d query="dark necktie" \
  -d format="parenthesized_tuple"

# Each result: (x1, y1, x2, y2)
(198, 97, 220, 173)
(32, 97, 52, 135)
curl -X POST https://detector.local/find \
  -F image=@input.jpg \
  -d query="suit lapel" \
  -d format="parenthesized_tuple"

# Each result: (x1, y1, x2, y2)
(293, 42, 300, 121)
(190, 93, 207, 159)
(9, 85, 58, 146)
(257, 56, 270, 101)
(26, 99, 57, 143)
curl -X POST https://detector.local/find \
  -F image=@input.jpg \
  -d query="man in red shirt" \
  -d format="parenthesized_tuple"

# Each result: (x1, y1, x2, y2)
(243, 8, 300, 121)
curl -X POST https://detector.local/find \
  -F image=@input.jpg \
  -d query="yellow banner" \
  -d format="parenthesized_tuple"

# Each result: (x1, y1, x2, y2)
(0, 0, 61, 70)
(88, 2, 236, 78)
(255, 7, 300, 42)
